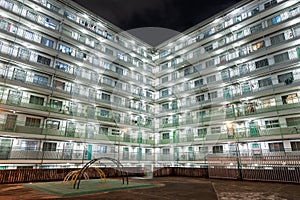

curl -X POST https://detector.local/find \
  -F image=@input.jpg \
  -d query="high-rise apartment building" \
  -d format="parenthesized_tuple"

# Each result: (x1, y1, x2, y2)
(0, 0, 300, 169)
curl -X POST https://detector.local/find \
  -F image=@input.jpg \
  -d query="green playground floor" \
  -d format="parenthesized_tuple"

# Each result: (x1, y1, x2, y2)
(22, 179, 155, 197)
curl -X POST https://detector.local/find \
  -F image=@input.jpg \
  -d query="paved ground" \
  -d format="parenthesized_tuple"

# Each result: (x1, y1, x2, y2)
(0, 177, 300, 200)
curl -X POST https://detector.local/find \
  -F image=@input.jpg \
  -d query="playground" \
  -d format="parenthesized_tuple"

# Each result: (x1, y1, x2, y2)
(22, 178, 155, 197)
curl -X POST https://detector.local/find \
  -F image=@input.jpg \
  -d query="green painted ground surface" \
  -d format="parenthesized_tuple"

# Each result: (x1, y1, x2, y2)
(22, 179, 155, 197)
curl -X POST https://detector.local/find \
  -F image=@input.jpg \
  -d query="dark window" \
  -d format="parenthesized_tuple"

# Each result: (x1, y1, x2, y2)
(162, 133, 169, 139)
(37, 55, 51, 66)
(205, 44, 213, 52)
(116, 67, 123, 75)
(265, 120, 280, 128)
(270, 33, 285, 45)
(205, 59, 214, 68)
(255, 58, 269, 69)
(268, 142, 284, 152)
(213, 145, 223, 153)
(25, 117, 41, 127)
(194, 79, 203, 87)
(286, 117, 300, 126)
(274, 52, 289, 63)
(196, 94, 205, 102)
(291, 142, 300, 151)
(42, 142, 57, 151)
(258, 77, 272, 87)
(29, 95, 44, 105)
(278, 72, 293, 84)
(250, 23, 263, 34)
(264, 0, 277, 9)
(198, 128, 207, 137)
(102, 93, 111, 101)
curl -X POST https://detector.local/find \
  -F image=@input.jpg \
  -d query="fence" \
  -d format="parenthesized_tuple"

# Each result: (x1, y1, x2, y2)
(0, 167, 144, 184)
(207, 154, 300, 183)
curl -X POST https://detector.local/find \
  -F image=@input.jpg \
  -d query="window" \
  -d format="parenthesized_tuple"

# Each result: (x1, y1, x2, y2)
(274, 52, 289, 63)
(265, 0, 277, 9)
(262, 98, 276, 108)
(271, 15, 281, 25)
(250, 23, 263, 34)
(286, 117, 300, 126)
(114, 96, 122, 105)
(199, 146, 208, 153)
(162, 148, 170, 154)
(162, 103, 169, 110)
(268, 142, 284, 152)
(13, 68, 26, 81)
(211, 127, 221, 134)
(100, 110, 109, 117)
(21, 140, 37, 150)
(196, 94, 205, 102)
(239, 64, 249, 75)
(205, 44, 213, 52)
(197, 111, 206, 118)
(41, 37, 54, 48)
(198, 128, 207, 137)
(205, 59, 214, 68)
(55, 61, 69, 71)
(42, 142, 57, 151)
(258, 77, 272, 88)
(265, 120, 280, 128)
(162, 133, 169, 139)
(248, 6, 259, 17)
(161, 89, 169, 97)
(206, 75, 216, 83)
(46, 120, 60, 129)
(252, 41, 265, 51)
(291, 142, 300, 151)
(33, 74, 48, 85)
(29, 95, 44, 106)
(221, 69, 230, 80)
(194, 79, 203, 87)
(146, 91, 153, 98)
(208, 91, 218, 100)
(116, 66, 123, 75)
(101, 93, 110, 101)
(282, 93, 298, 104)
(184, 68, 191, 76)
(59, 44, 71, 54)
(37, 55, 51, 66)
(50, 99, 62, 110)
(46, 2, 60, 12)
(97, 145, 107, 153)
(161, 76, 168, 83)
(99, 127, 109, 134)
(25, 117, 41, 127)
(278, 72, 293, 84)
(213, 145, 223, 153)
(270, 33, 285, 45)
(255, 58, 269, 69)
(53, 80, 65, 90)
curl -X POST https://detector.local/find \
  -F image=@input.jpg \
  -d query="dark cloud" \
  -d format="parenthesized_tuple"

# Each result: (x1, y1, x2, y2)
(72, 0, 242, 45)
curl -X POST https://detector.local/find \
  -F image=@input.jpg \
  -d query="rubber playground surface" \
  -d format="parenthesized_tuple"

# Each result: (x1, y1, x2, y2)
(22, 179, 155, 197)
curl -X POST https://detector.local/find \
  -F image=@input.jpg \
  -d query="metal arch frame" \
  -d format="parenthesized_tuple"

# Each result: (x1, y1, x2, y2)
(73, 157, 128, 189)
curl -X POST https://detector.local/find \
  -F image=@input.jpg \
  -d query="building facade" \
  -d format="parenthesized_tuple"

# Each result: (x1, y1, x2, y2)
(0, 0, 300, 169)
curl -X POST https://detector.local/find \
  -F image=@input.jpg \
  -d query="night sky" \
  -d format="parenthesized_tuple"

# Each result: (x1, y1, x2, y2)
(72, 0, 242, 46)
